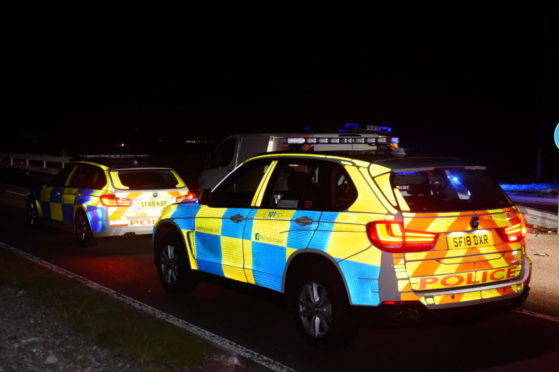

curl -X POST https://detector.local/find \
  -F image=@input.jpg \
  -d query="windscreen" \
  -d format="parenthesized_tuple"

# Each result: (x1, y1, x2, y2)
(116, 170, 180, 190)
(391, 168, 512, 212)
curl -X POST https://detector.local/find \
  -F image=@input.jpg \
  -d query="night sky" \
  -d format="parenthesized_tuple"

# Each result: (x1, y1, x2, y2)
(1, 6, 558, 183)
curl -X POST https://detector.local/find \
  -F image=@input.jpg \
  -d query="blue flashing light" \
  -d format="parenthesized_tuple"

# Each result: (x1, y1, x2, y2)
(395, 171, 420, 176)
(378, 126, 392, 132)
(337, 129, 350, 133)
(304, 126, 313, 132)
(344, 122, 360, 129)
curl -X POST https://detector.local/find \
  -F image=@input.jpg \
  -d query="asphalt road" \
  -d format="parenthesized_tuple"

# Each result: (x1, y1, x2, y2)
(1, 184, 559, 371)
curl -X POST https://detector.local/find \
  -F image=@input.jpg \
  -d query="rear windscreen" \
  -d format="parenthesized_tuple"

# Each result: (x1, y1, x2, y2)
(391, 168, 512, 212)
(116, 170, 180, 190)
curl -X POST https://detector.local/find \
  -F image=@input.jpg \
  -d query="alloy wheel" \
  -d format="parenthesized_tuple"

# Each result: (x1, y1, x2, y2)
(160, 244, 179, 285)
(298, 281, 333, 338)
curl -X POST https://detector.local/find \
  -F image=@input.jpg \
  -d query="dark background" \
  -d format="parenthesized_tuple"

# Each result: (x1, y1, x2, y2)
(1, 6, 558, 183)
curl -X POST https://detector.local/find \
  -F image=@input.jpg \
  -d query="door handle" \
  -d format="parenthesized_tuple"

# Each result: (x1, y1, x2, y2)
(294, 216, 314, 226)
(229, 214, 244, 223)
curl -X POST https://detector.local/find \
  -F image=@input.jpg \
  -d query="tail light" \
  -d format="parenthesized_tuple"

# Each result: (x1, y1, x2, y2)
(497, 222, 527, 243)
(176, 191, 197, 203)
(367, 221, 438, 253)
(100, 194, 132, 207)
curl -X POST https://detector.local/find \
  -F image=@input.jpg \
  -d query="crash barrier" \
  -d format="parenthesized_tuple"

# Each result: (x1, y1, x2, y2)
(517, 206, 558, 231)
(0, 153, 72, 174)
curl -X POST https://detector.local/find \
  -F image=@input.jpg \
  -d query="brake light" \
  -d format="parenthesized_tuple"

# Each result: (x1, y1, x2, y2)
(100, 194, 132, 207)
(366, 221, 438, 252)
(176, 191, 197, 203)
(497, 222, 527, 242)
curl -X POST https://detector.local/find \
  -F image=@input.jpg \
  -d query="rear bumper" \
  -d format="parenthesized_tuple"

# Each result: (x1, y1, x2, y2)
(418, 258, 531, 310)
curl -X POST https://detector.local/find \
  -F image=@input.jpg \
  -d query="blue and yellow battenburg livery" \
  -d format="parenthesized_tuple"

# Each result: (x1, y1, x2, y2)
(155, 152, 531, 309)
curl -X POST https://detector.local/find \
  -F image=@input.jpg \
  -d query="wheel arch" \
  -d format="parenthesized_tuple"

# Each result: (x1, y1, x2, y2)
(282, 249, 351, 303)
(153, 221, 192, 264)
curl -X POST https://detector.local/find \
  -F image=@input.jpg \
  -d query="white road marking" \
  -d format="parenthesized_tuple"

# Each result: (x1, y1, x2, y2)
(514, 308, 559, 324)
(5, 190, 27, 197)
(0, 241, 295, 372)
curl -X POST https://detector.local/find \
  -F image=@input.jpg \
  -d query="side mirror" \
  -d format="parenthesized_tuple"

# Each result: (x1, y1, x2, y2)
(198, 189, 212, 205)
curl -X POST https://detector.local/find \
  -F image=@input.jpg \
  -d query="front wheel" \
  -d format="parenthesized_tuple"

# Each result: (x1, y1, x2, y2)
(155, 230, 198, 294)
(289, 264, 357, 348)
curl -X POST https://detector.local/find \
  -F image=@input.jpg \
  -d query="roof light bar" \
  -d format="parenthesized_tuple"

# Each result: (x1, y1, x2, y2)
(284, 135, 399, 148)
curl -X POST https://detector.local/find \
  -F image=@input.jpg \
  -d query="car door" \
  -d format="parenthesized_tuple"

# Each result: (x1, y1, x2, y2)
(40, 165, 76, 226)
(194, 158, 275, 282)
(67, 164, 108, 232)
(243, 159, 329, 291)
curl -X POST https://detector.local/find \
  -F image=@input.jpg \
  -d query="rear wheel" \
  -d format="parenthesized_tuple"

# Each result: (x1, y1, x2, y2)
(25, 197, 40, 229)
(74, 209, 94, 246)
(288, 262, 357, 348)
(155, 230, 198, 293)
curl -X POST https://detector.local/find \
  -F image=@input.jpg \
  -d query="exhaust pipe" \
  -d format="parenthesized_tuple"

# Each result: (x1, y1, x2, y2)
(391, 308, 421, 324)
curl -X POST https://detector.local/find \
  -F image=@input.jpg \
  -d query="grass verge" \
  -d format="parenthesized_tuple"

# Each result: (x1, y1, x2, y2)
(0, 249, 221, 370)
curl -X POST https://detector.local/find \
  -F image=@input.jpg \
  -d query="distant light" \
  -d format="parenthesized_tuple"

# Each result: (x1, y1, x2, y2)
(118, 143, 126, 147)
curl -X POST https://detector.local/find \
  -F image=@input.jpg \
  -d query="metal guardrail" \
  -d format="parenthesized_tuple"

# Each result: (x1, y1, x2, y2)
(517, 206, 558, 231)
(0, 153, 72, 173)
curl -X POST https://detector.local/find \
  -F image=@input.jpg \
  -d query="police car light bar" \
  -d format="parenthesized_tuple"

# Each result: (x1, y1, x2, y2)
(285, 137, 399, 145)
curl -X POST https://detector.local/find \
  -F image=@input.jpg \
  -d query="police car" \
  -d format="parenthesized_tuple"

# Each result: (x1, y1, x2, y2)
(26, 156, 192, 245)
(153, 136, 531, 346)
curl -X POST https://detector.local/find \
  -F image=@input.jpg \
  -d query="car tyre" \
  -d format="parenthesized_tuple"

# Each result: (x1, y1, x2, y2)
(25, 196, 40, 229)
(74, 209, 94, 246)
(155, 230, 198, 294)
(288, 262, 358, 348)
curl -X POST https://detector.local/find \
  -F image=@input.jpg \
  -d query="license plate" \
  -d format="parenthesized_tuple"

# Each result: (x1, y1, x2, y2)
(139, 200, 168, 208)
(447, 231, 494, 249)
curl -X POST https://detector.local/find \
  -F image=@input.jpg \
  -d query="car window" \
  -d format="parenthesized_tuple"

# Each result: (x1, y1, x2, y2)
(210, 160, 272, 208)
(261, 160, 357, 211)
(49, 165, 75, 187)
(391, 168, 512, 212)
(210, 138, 236, 168)
(116, 170, 180, 189)
(69, 164, 107, 189)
